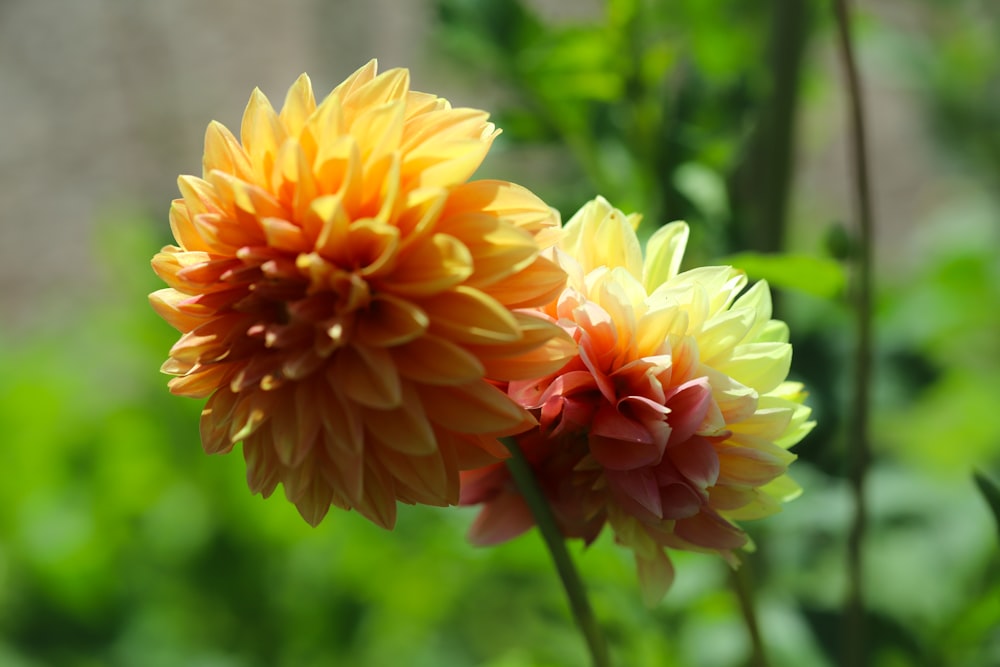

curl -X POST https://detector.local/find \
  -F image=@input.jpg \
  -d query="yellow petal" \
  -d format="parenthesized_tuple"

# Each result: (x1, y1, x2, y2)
(643, 221, 689, 292)
(348, 220, 401, 277)
(177, 175, 223, 218)
(697, 306, 757, 363)
(279, 73, 317, 139)
(562, 197, 643, 277)
(412, 136, 495, 190)
(241, 88, 285, 184)
(261, 216, 308, 253)
(309, 194, 351, 261)
(401, 108, 491, 155)
(271, 139, 318, 223)
(342, 67, 410, 121)
(168, 200, 210, 253)
(715, 342, 792, 394)
(350, 97, 405, 165)
(395, 186, 449, 241)
(332, 59, 379, 100)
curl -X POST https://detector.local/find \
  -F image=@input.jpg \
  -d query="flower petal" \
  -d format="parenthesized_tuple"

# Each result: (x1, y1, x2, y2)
(421, 381, 533, 434)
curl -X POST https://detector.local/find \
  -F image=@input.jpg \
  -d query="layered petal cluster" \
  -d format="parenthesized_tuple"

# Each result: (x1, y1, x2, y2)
(461, 197, 813, 603)
(150, 61, 575, 528)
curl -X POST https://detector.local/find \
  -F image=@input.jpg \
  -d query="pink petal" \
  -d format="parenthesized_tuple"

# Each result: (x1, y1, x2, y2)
(607, 468, 662, 520)
(589, 405, 665, 471)
(458, 464, 508, 505)
(674, 510, 747, 551)
(467, 492, 535, 546)
(663, 377, 713, 444)
(659, 483, 704, 519)
(667, 435, 720, 489)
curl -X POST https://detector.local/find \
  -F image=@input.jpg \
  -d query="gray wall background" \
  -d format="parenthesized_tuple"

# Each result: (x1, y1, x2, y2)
(0, 0, 965, 334)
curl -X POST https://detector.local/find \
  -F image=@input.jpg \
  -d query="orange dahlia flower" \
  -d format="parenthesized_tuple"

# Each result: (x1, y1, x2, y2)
(461, 197, 813, 604)
(150, 61, 574, 528)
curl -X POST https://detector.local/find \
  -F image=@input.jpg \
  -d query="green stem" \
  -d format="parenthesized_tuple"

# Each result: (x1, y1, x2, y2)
(831, 1, 874, 665)
(731, 563, 769, 667)
(501, 436, 612, 667)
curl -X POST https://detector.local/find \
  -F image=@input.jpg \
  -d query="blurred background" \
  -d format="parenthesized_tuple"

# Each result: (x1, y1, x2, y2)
(2, 0, 999, 665)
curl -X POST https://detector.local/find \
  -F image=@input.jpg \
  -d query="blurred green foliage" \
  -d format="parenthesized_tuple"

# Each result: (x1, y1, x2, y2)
(3, 0, 1000, 665)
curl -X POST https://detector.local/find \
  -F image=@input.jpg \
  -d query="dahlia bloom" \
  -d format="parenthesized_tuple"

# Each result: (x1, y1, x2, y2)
(150, 61, 575, 528)
(461, 197, 813, 604)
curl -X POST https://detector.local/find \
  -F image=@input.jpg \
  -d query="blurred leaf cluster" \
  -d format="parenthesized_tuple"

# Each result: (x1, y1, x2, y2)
(3, 0, 1000, 665)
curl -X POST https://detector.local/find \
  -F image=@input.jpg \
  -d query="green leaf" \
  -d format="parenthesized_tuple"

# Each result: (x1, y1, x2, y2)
(674, 162, 729, 223)
(722, 251, 846, 299)
(973, 470, 1000, 544)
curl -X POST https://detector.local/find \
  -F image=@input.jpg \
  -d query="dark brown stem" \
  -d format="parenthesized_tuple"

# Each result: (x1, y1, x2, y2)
(831, 1, 875, 665)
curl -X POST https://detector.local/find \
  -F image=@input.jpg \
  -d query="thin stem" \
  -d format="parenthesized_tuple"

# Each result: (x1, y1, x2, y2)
(731, 564, 769, 667)
(501, 436, 612, 667)
(831, 1, 875, 665)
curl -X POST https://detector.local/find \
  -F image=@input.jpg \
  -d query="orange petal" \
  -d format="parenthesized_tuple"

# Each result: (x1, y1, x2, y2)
(480, 255, 568, 308)
(420, 381, 533, 435)
(373, 444, 451, 506)
(356, 293, 428, 347)
(443, 180, 558, 238)
(241, 87, 285, 183)
(200, 386, 240, 454)
(331, 344, 402, 409)
(362, 384, 437, 456)
(279, 73, 317, 139)
(243, 431, 281, 497)
(203, 121, 253, 182)
(390, 333, 485, 385)
(354, 460, 398, 529)
(292, 477, 334, 527)
(466, 313, 576, 381)
(420, 286, 521, 345)
(167, 363, 234, 399)
(436, 212, 538, 287)
(149, 288, 210, 333)
(169, 199, 211, 252)
(379, 233, 473, 297)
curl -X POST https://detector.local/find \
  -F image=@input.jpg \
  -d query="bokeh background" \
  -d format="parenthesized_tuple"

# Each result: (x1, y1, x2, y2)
(2, 1, 999, 665)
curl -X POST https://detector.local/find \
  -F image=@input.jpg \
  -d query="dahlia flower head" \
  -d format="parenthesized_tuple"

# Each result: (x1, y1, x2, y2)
(461, 197, 814, 604)
(150, 61, 576, 528)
